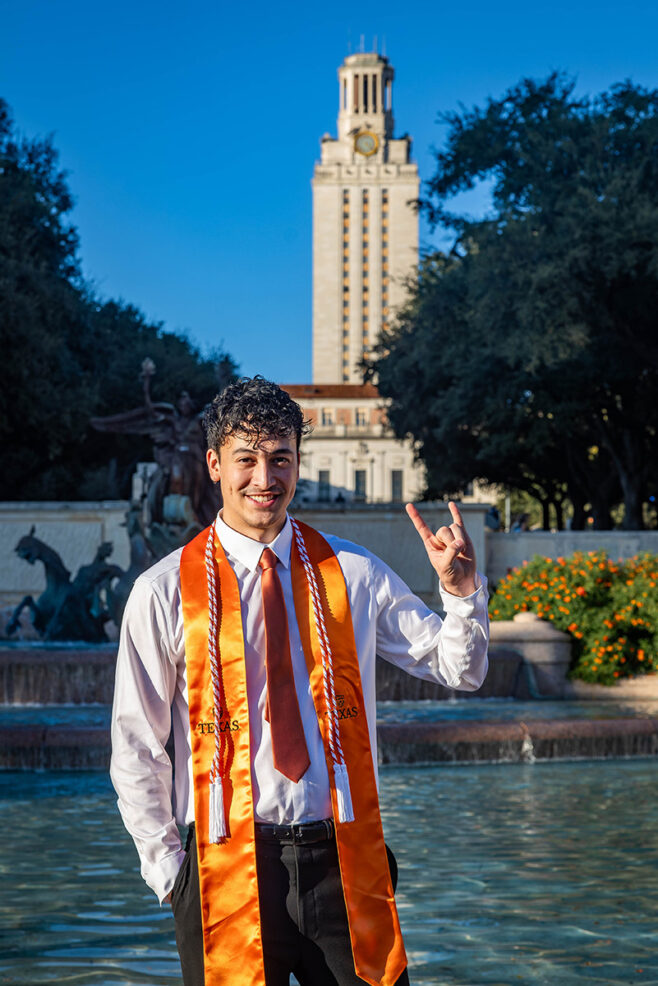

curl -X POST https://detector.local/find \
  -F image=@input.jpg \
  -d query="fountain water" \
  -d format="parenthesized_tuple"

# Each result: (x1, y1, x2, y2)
(2, 762, 658, 985)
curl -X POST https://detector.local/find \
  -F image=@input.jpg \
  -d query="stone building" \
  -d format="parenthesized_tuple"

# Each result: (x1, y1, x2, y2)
(284, 50, 423, 504)
(285, 382, 424, 504)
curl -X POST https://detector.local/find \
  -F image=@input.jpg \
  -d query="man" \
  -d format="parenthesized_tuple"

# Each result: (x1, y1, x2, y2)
(111, 376, 489, 986)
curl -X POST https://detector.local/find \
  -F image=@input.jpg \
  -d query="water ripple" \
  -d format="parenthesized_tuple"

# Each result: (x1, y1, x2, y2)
(2, 763, 658, 984)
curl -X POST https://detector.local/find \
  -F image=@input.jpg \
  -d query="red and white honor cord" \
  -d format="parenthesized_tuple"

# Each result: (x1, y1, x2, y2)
(290, 518, 354, 824)
(205, 521, 227, 842)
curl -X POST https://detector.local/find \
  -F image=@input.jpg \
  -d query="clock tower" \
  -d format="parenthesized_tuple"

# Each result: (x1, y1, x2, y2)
(284, 51, 424, 506)
(312, 52, 420, 384)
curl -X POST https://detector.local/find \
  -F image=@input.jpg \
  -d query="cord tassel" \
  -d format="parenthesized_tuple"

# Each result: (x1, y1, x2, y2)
(333, 762, 354, 823)
(208, 778, 227, 842)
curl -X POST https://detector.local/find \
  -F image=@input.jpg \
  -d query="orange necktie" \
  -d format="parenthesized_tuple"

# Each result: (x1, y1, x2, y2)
(259, 548, 311, 782)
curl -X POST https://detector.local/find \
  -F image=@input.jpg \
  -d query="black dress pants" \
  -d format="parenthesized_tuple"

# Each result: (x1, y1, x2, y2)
(171, 824, 410, 986)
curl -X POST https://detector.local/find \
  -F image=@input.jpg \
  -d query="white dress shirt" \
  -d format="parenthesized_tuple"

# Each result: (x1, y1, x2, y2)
(110, 514, 489, 902)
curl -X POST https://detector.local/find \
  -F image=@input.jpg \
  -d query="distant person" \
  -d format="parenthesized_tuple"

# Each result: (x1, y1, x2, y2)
(511, 513, 529, 532)
(485, 505, 501, 531)
(110, 376, 489, 986)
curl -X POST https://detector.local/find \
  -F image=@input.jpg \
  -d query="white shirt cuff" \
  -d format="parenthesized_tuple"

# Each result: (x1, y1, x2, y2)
(438, 572, 488, 616)
(146, 848, 187, 904)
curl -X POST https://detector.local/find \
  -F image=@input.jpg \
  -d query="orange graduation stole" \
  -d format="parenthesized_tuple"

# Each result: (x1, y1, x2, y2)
(179, 518, 407, 986)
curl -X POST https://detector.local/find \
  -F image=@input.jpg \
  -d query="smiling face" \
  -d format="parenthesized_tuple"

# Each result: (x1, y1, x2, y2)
(206, 431, 299, 543)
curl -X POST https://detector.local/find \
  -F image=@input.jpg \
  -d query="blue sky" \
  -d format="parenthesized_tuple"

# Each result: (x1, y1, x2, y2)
(2, 0, 658, 385)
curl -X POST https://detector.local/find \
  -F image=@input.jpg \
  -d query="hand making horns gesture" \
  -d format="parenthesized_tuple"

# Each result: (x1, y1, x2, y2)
(406, 500, 477, 598)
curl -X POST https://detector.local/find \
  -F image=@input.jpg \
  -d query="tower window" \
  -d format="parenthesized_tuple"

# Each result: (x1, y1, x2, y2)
(321, 408, 335, 426)
(354, 470, 367, 501)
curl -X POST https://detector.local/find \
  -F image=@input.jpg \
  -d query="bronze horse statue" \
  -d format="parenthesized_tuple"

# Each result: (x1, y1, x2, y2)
(5, 528, 123, 642)
(6, 527, 71, 638)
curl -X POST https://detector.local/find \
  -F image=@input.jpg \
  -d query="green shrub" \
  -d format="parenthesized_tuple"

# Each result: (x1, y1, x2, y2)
(489, 551, 658, 684)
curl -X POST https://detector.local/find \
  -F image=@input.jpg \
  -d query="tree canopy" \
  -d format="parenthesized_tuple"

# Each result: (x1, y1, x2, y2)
(0, 98, 237, 500)
(369, 74, 658, 529)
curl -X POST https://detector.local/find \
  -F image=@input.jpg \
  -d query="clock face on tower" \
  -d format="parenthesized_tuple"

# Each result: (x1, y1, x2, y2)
(354, 131, 379, 157)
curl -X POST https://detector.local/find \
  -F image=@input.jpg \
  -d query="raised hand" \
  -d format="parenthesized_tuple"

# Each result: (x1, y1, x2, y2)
(405, 500, 477, 597)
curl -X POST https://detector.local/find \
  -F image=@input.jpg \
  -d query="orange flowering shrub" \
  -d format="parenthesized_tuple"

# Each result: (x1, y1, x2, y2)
(489, 551, 658, 684)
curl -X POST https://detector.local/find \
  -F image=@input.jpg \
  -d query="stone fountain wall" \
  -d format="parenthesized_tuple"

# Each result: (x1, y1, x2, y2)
(2, 640, 658, 768)
(0, 644, 116, 704)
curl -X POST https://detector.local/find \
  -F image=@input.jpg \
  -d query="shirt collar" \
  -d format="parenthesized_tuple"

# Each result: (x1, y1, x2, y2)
(215, 513, 292, 572)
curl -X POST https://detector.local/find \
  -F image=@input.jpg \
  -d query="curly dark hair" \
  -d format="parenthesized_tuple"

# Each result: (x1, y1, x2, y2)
(202, 376, 311, 452)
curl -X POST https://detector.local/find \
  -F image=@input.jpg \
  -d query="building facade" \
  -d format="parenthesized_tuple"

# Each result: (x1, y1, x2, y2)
(285, 51, 422, 505)
(285, 383, 424, 505)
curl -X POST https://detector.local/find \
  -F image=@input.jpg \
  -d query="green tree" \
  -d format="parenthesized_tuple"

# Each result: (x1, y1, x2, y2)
(68, 299, 237, 501)
(370, 75, 658, 529)
(0, 97, 93, 496)
(0, 98, 237, 500)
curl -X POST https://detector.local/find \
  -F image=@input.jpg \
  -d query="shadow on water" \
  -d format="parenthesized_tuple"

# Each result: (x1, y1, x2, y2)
(2, 763, 658, 985)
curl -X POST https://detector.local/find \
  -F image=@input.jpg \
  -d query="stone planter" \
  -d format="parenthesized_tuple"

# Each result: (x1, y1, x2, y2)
(489, 613, 572, 697)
